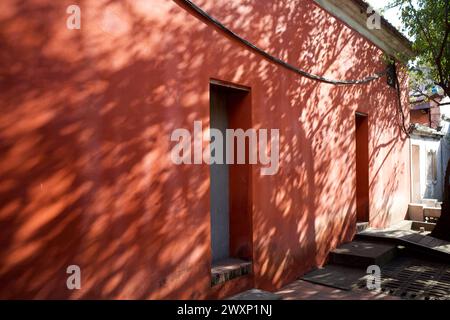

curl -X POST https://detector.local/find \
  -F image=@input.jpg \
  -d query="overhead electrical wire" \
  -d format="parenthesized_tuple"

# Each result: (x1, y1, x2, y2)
(180, 0, 389, 85)
(180, 0, 410, 136)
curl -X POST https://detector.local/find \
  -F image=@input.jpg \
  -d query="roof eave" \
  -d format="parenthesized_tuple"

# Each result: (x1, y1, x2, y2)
(313, 0, 415, 61)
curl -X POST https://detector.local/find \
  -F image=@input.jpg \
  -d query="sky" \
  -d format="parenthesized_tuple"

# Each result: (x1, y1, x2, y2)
(366, 0, 404, 32)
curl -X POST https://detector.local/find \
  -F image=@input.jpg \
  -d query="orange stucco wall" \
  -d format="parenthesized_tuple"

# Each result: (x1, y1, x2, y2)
(0, 0, 410, 299)
(410, 109, 430, 127)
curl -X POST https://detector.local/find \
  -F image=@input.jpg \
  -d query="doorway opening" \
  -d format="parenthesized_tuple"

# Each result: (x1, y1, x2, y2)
(209, 80, 253, 286)
(355, 113, 369, 222)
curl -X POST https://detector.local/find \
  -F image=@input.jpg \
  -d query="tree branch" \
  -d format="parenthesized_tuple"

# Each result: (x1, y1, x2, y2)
(407, 0, 438, 56)
(411, 88, 450, 106)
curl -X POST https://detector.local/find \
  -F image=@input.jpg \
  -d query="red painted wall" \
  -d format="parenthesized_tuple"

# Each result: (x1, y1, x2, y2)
(0, 0, 410, 299)
(410, 109, 430, 127)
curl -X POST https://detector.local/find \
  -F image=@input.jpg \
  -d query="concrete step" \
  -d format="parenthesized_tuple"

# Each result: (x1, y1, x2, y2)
(301, 264, 367, 290)
(328, 240, 397, 268)
(211, 259, 252, 287)
(356, 228, 450, 263)
(421, 198, 438, 207)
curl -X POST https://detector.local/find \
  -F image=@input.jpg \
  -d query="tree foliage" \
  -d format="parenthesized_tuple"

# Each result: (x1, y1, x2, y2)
(386, 0, 450, 240)
(386, 0, 450, 100)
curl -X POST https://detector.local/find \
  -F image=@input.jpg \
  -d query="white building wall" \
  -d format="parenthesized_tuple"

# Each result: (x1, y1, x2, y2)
(410, 136, 446, 201)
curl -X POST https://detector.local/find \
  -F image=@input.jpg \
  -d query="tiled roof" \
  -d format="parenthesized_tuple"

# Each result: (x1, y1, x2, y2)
(350, 0, 413, 48)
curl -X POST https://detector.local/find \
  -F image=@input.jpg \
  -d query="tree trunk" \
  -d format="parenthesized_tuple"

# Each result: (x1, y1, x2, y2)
(431, 159, 450, 241)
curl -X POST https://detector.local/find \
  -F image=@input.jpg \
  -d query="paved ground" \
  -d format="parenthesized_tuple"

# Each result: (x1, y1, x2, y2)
(278, 251, 450, 300)
(364, 256, 450, 300)
(228, 289, 281, 300)
(276, 280, 400, 300)
(231, 255, 450, 300)
(230, 222, 450, 300)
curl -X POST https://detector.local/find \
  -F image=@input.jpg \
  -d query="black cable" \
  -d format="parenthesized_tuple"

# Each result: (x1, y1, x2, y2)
(395, 71, 411, 138)
(180, 0, 389, 85)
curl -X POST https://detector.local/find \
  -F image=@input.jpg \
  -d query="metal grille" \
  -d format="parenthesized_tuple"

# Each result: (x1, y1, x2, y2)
(357, 257, 450, 300)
